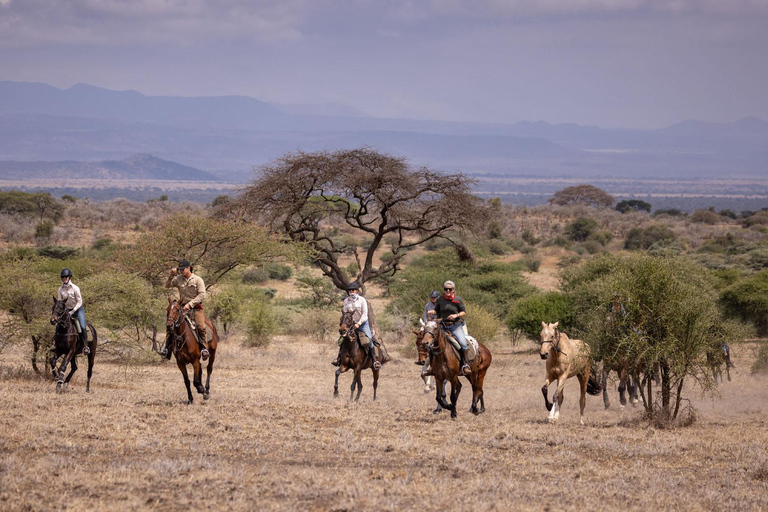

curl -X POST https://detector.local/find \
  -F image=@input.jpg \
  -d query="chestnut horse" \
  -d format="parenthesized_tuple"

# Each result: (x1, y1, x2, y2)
(50, 298, 97, 392)
(166, 298, 218, 404)
(539, 322, 601, 425)
(334, 310, 382, 401)
(421, 320, 492, 419)
(413, 322, 436, 393)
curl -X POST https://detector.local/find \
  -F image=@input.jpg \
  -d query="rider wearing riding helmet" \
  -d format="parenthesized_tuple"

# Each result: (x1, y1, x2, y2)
(339, 281, 381, 370)
(428, 280, 470, 375)
(58, 268, 89, 355)
(423, 290, 440, 324)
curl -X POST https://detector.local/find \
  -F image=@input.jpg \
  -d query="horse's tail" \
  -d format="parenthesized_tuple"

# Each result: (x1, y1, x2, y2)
(586, 372, 602, 395)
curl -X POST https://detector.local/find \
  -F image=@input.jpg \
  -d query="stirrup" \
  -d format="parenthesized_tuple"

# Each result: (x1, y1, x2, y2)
(373, 360, 382, 370)
(82, 346, 90, 355)
(461, 364, 472, 375)
(200, 349, 210, 361)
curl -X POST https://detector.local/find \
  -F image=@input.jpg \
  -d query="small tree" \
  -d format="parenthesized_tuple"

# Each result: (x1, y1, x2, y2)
(564, 217, 599, 242)
(562, 253, 741, 422)
(720, 270, 768, 336)
(549, 184, 615, 208)
(616, 199, 652, 214)
(624, 224, 677, 250)
(506, 292, 574, 344)
(226, 148, 489, 292)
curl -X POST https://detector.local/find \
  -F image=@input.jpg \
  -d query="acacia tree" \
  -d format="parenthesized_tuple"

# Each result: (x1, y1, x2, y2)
(122, 211, 296, 289)
(225, 148, 489, 292)
(561, 253, 743, 422)
(549, 184, 615, 208)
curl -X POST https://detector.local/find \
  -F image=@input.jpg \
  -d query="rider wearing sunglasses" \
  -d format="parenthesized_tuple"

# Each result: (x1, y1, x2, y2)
(428, 280, 471, 374)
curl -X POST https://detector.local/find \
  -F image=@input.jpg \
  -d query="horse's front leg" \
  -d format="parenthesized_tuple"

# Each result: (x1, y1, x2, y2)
(63, 356, 78, 389)
(353, 369, 363, 402)
(435, 378, 450, 413)
(552, 377, 567, 423)
(602, 368, 611, 409)
(334, 368, 343, 398)
(49, 352, 58, 381)
(57, 347, 76, 392)
(192, 358, 206, 396)
(542, 377, 553, 412)
(449, 377, 462, 419)
(178, 360, 193, 404)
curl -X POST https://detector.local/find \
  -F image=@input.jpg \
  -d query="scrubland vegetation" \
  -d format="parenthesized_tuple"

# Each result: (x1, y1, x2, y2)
(2, 157, 768, 509)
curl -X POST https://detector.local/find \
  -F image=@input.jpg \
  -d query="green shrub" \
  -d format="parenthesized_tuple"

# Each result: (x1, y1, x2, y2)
(691, 209, 721, 225)
(523, 255, 541, 272)
(465, 303, 504, 345)
(92, 237, 114, 251)
(552, 236, 572, 249)
(522, 230, 540, 246)
(507, 292, 574, 342)
(265, 262, 292, 280)
(36, 246, 79, 260)
(564, 217, 599, 242)
(488, 239, 507, 255)
(589, 230, 614, 246)
(720, 270, 768, 336)
(242, 268, 269, 284)
(743, 211, 768, 228)
(747, 249, 768, 270)
(487, 221, 503, 239)
(34, 221, 54, 239)
(624, 223, 676, 250)
(616, 199, 652, 214)
(245, 300, 277, 347)
(508, 238, 526, 251)
(579, 240, 604, 255)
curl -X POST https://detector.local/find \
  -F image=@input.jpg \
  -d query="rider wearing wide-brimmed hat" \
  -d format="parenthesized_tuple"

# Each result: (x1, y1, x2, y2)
(162, 259, 209, 361)
(428, 280, 471, 375)
(57, 268, 90, 355)
(335, 281, 381, 370)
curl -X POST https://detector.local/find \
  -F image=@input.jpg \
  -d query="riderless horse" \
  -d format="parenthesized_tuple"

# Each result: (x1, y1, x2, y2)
(166, 298, 218, 404)
(334, 310, 383, 401)
(539, 322, 601, 425)
(421, 320, 492, 419)
(49, 298, 97, 392)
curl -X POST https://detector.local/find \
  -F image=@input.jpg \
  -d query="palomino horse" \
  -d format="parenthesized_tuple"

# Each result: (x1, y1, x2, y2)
(49, 298, 97, 392)
(539, 322, 601, 425)
(413, 323, 436, 393)
(334, 310, 382, 401)
(421, 320, 492, 419)
(166, 298, 218, 404)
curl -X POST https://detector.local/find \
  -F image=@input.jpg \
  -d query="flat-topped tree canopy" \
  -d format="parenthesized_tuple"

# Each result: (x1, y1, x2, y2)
(226, 148, 490, 292)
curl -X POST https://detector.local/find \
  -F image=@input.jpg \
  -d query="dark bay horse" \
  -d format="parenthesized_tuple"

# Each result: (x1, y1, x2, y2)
(601, 364, 640, 409)
(421, 320, 492, 419)
(49, 298, 97, 392)
(334, 310, 381, 401)
(167, 298, 218, 404)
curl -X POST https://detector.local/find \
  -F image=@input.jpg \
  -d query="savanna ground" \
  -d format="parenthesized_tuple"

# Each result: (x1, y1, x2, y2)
(1, 332, 767, 511)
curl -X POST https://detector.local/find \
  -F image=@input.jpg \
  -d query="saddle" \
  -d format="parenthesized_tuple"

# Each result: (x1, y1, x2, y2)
(442, 329, 478, 363)
(354, 331, 391, 364)
(183, 315, 213, 343)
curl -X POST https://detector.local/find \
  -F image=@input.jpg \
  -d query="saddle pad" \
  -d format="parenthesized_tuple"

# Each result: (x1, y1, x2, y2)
(445, 332, 478, 362)
(184, 317, 213, 343)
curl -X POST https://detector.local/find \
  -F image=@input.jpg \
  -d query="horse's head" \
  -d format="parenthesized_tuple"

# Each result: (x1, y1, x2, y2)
(413, 321, 429, 365)
(339, 310, 355, 340)
(50, 297, 67, 325)
(421, 320, 441, 351)
(167, 297, 182, 329)
(539, 321, 560, 360)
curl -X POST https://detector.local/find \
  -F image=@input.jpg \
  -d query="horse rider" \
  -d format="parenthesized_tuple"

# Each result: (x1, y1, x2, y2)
(162, 260, 209, 361)
(423, 290, 439, 324)
(334, 281, 381, 370)
(57, 268, 89, 355)
(428, 280, 471, 375)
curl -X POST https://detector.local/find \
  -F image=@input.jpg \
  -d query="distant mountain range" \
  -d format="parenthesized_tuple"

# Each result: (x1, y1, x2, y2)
(0, 154, 217, 181)
(0, 81, 767, 181)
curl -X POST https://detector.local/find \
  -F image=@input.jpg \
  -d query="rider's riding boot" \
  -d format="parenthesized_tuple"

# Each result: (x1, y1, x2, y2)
(161, 328, 173, 359)
(197, 328, 209, 361)
(331, 355, 340, 366)
(369, 345, 381, 370)
(460, 348, 472, 375)
(80, 330, 90, 355)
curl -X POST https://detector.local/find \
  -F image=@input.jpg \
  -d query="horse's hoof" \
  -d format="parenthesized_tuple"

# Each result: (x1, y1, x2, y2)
(203, 393, 210, 400)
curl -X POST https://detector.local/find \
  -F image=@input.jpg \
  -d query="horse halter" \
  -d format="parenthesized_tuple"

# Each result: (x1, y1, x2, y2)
(542, 327, 566, 355)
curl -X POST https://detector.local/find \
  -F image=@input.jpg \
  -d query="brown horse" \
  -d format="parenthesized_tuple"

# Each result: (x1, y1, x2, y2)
(334, 310, 382, 401)
(421, 320, 492, 419)
(49, 298, 97, 392)
(601, 364, 640, 409)
(413, 322, 436, 394)
(539, 322, 601, 425)
(166, 298, 218, 404)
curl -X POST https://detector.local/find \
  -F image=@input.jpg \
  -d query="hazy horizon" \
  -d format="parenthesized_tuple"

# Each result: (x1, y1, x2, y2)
(2, 1, 767, 130)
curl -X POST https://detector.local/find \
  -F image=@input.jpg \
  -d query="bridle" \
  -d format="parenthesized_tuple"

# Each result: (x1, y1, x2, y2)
(167, 301, 192, 352)
(339, 312, 358, 344)
(51, 300, 78, 340)
(541, 327, 567, 355)
(422, 323, 445, 356)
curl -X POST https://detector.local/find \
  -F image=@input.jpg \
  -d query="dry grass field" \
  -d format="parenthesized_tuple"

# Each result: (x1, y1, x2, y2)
(1, 335, 767, 511)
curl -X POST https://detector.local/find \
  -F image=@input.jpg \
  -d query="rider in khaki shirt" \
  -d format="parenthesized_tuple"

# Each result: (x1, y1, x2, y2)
(161, 259, 209, 360)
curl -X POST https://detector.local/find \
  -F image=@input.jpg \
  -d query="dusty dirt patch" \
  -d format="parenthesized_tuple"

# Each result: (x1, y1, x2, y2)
(1, 339, 767, 511)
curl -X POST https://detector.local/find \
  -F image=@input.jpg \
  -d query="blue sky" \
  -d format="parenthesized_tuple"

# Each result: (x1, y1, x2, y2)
(1, 0, 767, 128)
